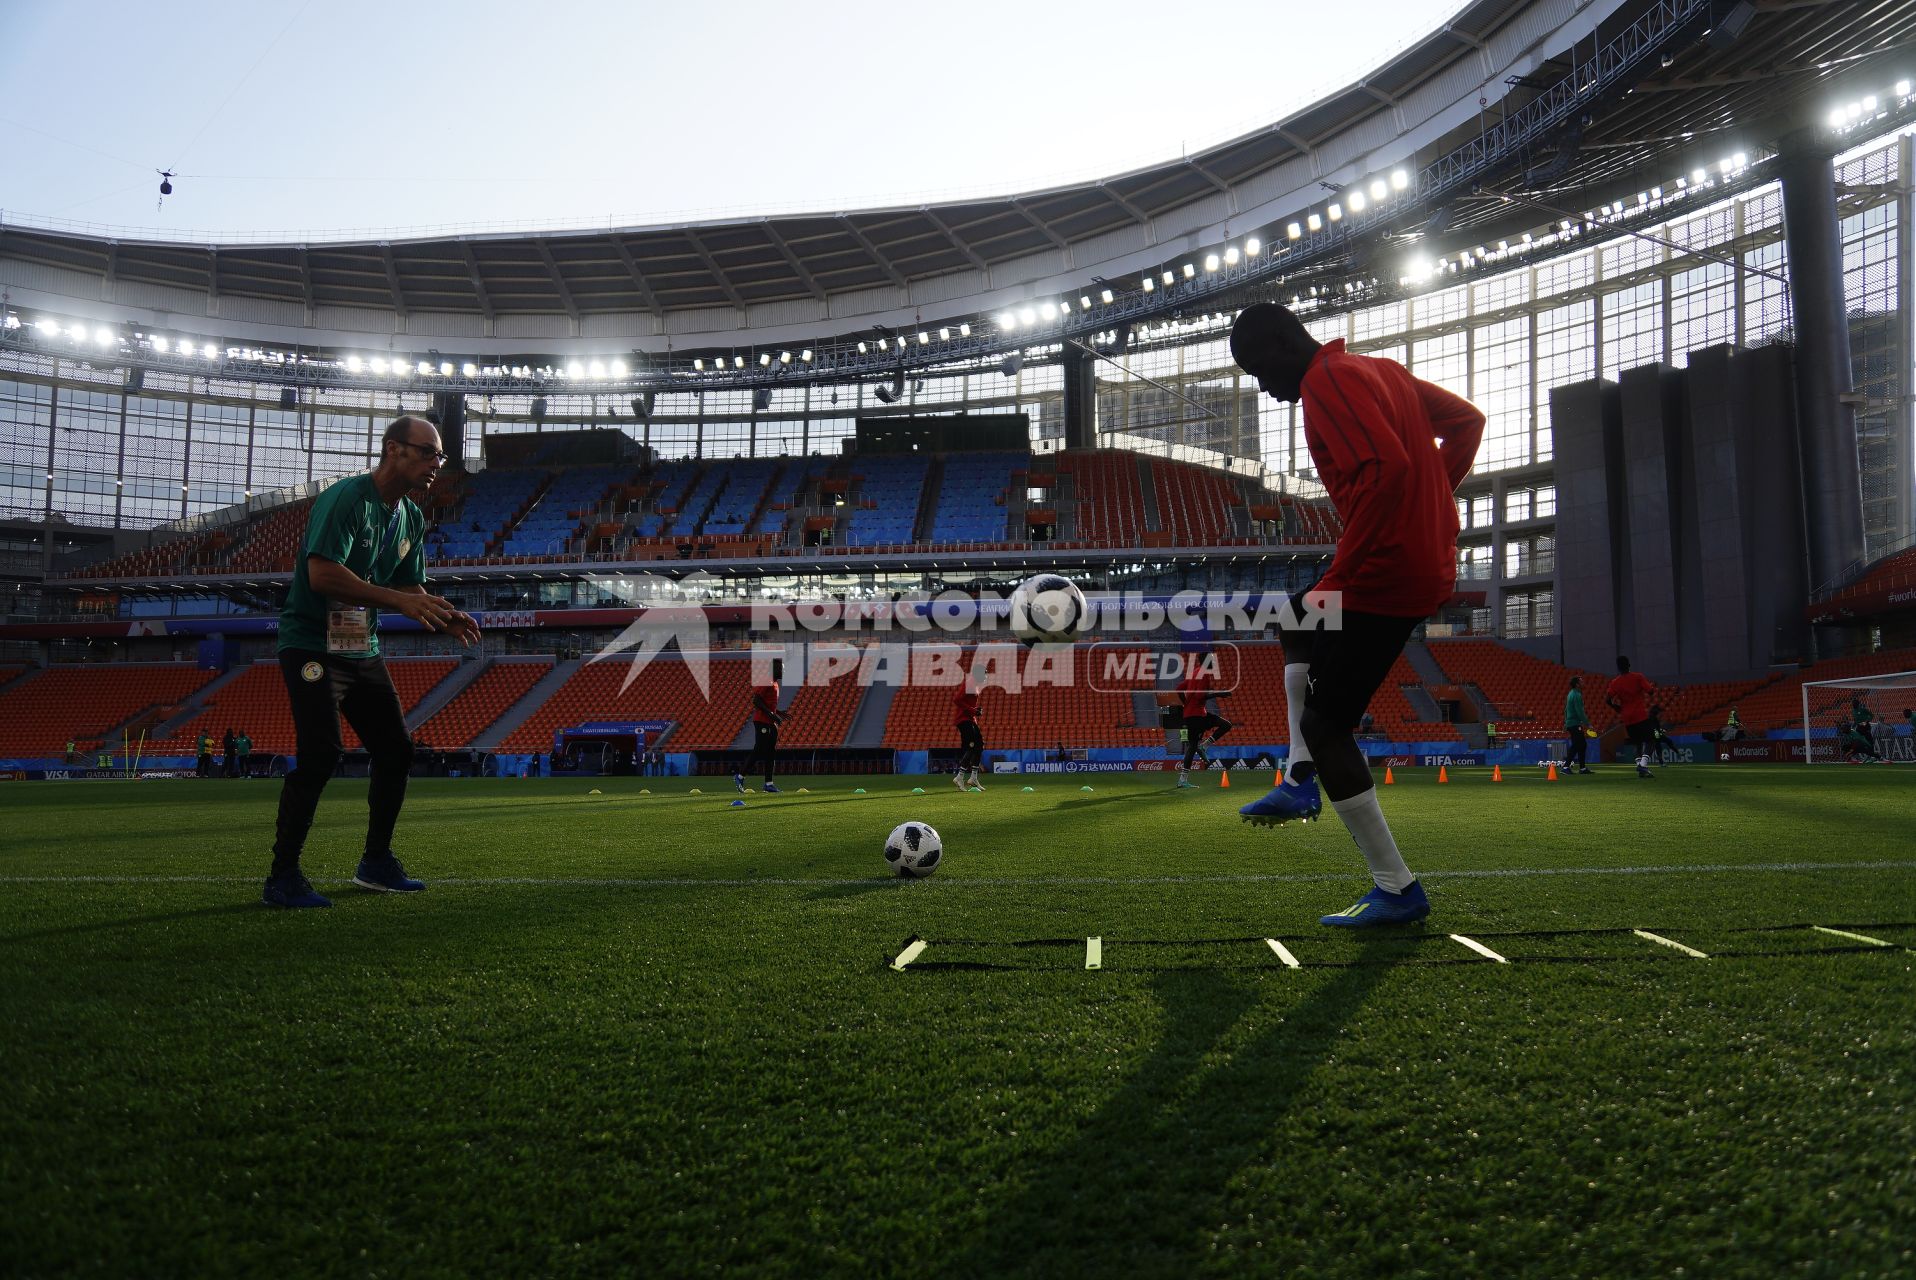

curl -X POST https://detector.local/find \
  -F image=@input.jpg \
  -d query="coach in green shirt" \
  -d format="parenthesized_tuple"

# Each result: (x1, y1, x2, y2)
(264, 415, 479, 909)
(1563, 676, 1591, 773)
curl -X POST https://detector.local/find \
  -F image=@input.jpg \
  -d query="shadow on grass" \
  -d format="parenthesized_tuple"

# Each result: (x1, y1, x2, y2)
(1, 900, 280, 945)
(937, 943, 1395, 1279)
(1048, 790, 1176, 812)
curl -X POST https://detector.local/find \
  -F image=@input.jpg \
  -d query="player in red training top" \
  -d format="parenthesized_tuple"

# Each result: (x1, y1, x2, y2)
(735, 660, 784, 794)
(951, 677, 985, 792)
(1175, 652, 1234, 789)
(1229, 302, 1484, 928)
(1605, 654, 1657, 779)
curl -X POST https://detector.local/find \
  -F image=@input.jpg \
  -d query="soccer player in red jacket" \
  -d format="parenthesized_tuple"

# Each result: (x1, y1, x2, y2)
(1175, 653, 1234, 788)
(735, 664, 784, 795)
(1606, 654, 1657, 778)
(952, 677, 985, 792)
(1230, 302, 1484, 927)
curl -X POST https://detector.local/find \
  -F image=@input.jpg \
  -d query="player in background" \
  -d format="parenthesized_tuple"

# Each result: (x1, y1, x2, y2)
(1562, 676, 1592, 773)
(1605, 655, 1657, 778)
(1228, 302, 1484, 928)
(1175, 653, 1234, 789)
(735, 660, 783, 794)
(1647, 703, 1679, 764)
(952, 675, 985, 791)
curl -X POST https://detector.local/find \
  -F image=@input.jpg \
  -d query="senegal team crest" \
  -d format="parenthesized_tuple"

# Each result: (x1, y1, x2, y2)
(300, 661, 324, 683)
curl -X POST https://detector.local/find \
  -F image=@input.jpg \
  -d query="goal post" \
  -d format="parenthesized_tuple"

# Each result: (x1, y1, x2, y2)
(1800, 671, 1916, 764)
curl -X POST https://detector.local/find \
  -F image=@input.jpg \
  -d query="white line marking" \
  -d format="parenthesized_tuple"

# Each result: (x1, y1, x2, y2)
(0, 858, 1910, 891)
(1811, 926, 1892, 947)
(1264, 938, 1301, 968)
(1634, 929, 1709, 959)
(889, 939, 928, 971)
(1449, 933, 1508, 963)
(1085, 937, 1102, 970)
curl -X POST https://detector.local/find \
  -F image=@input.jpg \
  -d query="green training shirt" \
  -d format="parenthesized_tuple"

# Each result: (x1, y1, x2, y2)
(278, 474, 426, 657)
(1565, 688, 1587, 728)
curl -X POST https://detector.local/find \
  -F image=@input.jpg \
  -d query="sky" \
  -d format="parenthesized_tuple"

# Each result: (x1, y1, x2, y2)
(0, 0, 1460, 241)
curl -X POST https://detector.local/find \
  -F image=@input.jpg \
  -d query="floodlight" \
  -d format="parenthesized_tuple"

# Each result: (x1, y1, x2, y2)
(1368, 179, 1387, 200)
(94, 327, 114, 346)
(371, 357, 389, 374)
(958, 322, 971, 336)
(694, 358, 706, 371)
(439, 361, 454, 376)
(1326, 203, 1342, 222)
(759, 353, 772, 366)
(801, 349, 813, 361)
(1348, 191, 1366, 212)
(153, 336, 171, 353)
(201, 344, 217, 360)
(462, 362, 477, 377)
(1099, 289, 1113, 304)
(780, 351, 792, 364)
(1181, 263, 1195, 278)
(1203, 254, 1219, 272)
(1018, 307, 1035, 325)
(1141, 277, 1154, 292)
(1899, 80, 1912, 97)
(1390, 169, 1409, 190)
(1079, 295, 1092, 310)
(1306, 213, 1322, 231)
(611, 359, 628, 376)
(917, 331, 929, 345)
(1287, 222, 1302, 240)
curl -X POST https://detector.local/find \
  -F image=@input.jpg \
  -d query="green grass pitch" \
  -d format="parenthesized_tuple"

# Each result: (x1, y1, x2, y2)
(3, 766, 1913, 1278)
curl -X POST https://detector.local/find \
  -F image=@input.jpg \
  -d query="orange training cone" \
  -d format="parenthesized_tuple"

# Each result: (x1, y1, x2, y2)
(1384, 766, 1395, 785)
(1492, 764, 1503, 782)
(1439, 765, 1449, 784)
(1219, 769, 1231, 788)
(1547, 762, 1558, 781)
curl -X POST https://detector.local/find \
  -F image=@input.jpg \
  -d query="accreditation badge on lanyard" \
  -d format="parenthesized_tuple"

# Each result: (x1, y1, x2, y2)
(326, 504, 404, 653)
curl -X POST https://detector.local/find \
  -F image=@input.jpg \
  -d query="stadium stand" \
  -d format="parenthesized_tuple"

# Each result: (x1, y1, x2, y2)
(700, 458, 787, 536)
(881, 646, 1163, 750)
(1059, 450, 1145, 545)
(777, 649, 868, 748)
(429, 468, 551, 562)
(414, 658, 555, 749)
(1816, 544, 1916, 617)
(497, 655, 756, 753)
(143, 656, 459, 757)
(1149, 458, 1240, 546)
(1426, 640, 1780, 738)
(927, 453, 1022, 545)
(0, 663, 216, 756)
(1678, 646, 1916, 735)
(221, 499, 314, 574)
(842, 456, 931, 548)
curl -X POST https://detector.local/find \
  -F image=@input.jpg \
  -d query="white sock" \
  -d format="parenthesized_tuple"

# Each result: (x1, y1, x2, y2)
(1331, 789, 1416, 893)
(1284, 662, 1313, 784)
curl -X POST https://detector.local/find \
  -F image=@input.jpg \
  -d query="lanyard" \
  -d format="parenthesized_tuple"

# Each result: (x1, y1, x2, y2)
(376, 504, 405, 561)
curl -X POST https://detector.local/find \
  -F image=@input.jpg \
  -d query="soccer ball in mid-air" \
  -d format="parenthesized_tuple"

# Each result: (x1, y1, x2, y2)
(884, 821, 943, 878)
(1009, 573, 1087, 646)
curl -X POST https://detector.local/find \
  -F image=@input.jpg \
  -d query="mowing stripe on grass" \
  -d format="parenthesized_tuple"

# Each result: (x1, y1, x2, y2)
(1449, 934, 1508, 963)
(889, 938, 928, 971)
(1634, 929, 1709, 958)
(1264, 938, 1302, 968)
(1085, 937, 1102, 970)
(2, 857, 1913, 891)
(1810, 925, 1892, 947)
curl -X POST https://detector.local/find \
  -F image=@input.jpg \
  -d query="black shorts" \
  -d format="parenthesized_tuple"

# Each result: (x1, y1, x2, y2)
(1181, 713, 1229, 739)
(1281, 607, 1420, 732)
(1624, 719, 1655, 747)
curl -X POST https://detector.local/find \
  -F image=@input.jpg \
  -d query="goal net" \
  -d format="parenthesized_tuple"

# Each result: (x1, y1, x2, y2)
(1800, 672, 1916, 764)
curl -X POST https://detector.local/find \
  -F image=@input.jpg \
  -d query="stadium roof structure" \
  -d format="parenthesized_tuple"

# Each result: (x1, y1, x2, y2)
(4, 0, 1915, 388)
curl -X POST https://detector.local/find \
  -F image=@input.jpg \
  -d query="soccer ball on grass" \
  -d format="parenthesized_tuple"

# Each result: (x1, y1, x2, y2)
(884, 821, 943, 878)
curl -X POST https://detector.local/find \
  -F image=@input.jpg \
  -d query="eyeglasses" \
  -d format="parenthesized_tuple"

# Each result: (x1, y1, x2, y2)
(394, 440, 448, 463)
